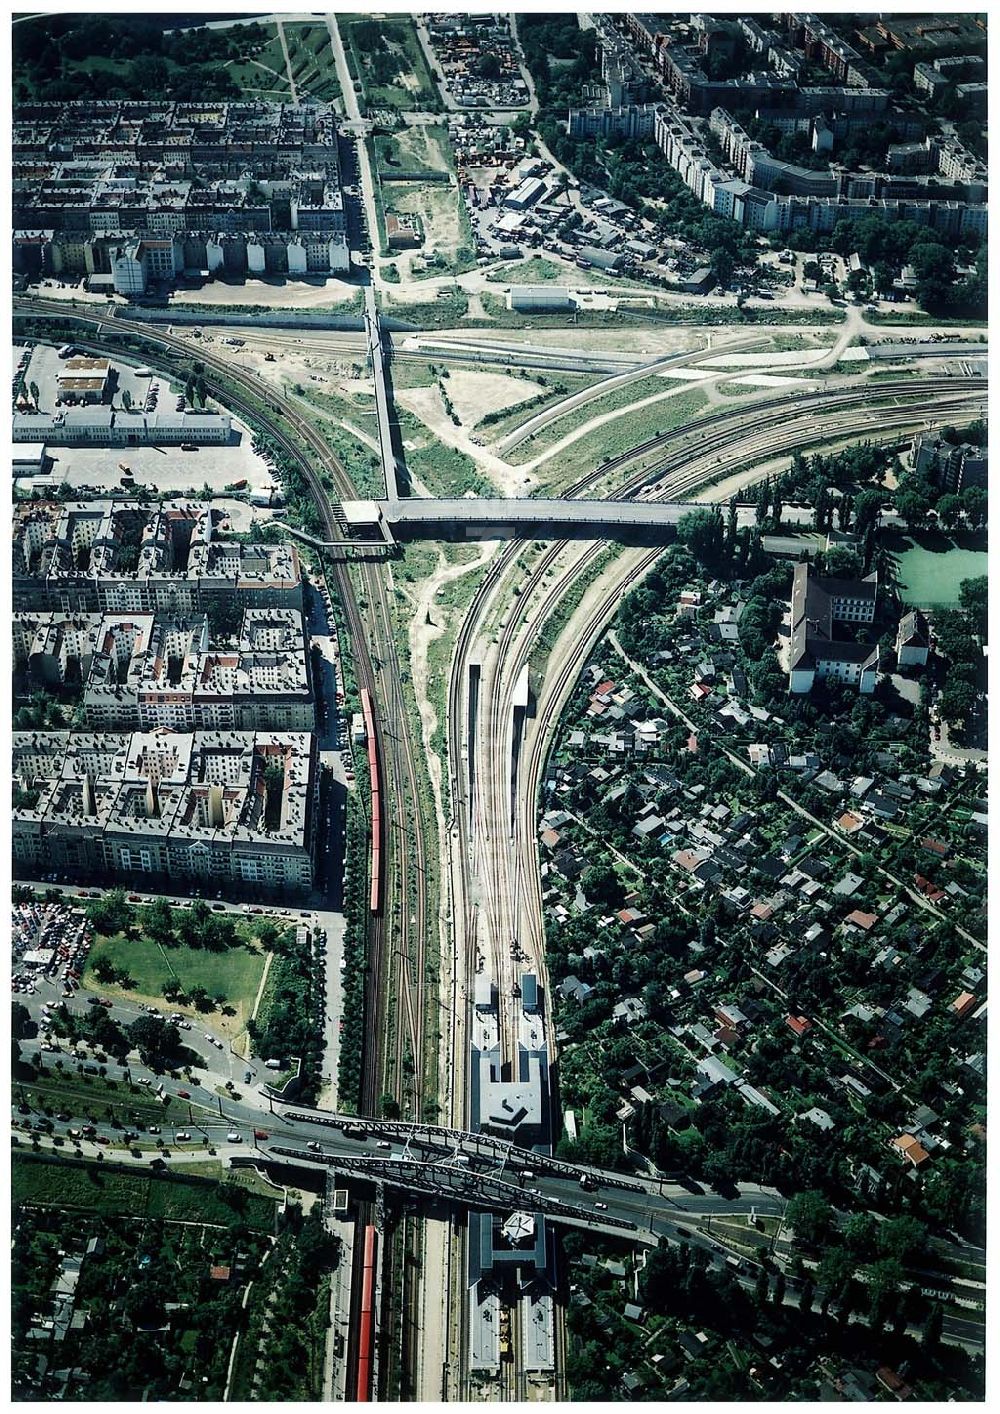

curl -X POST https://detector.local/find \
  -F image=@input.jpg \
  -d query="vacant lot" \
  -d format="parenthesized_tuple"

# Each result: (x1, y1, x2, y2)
(83, 933, 266, 1035)
(13, 1153, 277, 1229)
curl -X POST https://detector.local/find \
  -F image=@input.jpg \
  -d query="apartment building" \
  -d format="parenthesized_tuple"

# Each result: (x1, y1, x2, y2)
(13, 500, 302, 614)
(15, 607, 314, 732)
(12, 728, 317, 895)
(13, 100, 347, 289)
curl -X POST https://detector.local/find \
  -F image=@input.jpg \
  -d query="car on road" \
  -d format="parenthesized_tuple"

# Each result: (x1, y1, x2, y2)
(307, 1140, 322, 1152)
(244, 1070, 253, 1083)
(176, 1089, 190, 1100)
(148, 1125, 160, 1135)
(227, 1131, 242, 1143)
(175, 1131, 191, 1142)
(254, 1129, 269, 1141)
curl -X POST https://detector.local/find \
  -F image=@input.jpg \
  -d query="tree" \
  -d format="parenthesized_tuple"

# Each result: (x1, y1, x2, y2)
(877, 1215, 926, 1263)
(144, 897, 175, 946)
(895, 484, 931, 527)
(958, 576, 987, 635)
(785, 1190, 834, 1247)
(865, 1256, 903, 1326)
(677, 507, 725, 570)
(121, 388, 132, 411)
(823, 546, 862, 579)
(799, 1277, 815, 1313)
(923, 1301, 943, 1350)
(581, 862, 623, 910)
(128, 1015, 180, 1065)
(88, 889, 133, 936)
(938, 680, 977, 729)
(872, 261, 895, 297)
(936, 492, 963, 531)
(961, 485, 987, 529)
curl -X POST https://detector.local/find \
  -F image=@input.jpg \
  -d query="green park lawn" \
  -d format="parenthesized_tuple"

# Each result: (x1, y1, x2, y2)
(12, 1153, 277, 1229)
(83, 933, 266, 1030)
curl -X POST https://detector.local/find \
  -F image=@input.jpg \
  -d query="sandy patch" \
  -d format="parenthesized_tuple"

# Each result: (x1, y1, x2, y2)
(391, 184, 464, 260)
(699, 348, 830, 368)
(441, 368, 545, 424)
(727, 373, 815, 388)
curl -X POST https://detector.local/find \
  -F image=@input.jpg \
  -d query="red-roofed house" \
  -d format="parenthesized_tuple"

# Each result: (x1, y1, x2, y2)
(876, 1367, 913, 1400)
(786, 1014, 813, 1037)
(920, 837, 948, 858)
(889, 1134, 930, 1167)
(914, 874, 945, 903)
(837, 811, 865, 833)
(951, 991, 976, 1019)
(846, 910, 877, 931)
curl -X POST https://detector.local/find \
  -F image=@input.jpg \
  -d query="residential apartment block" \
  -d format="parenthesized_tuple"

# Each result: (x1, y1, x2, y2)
(13, 500, 302, 614)
(13, 100, 348, 288)
(15, 607, 314, 732)
(13, 729, 317, 894)
(572, 16, 986, 242)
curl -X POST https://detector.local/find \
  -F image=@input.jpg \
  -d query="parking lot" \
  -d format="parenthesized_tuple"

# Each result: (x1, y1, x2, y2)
(18, 341, 159, 417)
(12, 900, 92, 1019)
(21, 435, 275, 499)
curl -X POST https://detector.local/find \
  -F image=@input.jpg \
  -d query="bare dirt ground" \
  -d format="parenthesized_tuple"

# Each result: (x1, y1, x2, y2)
(441, 368, 546, 424)
(394, 383, 532, 495)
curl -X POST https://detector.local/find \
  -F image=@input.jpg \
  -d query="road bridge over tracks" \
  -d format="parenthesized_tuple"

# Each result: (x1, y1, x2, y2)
(256, 1102, 786, 1243)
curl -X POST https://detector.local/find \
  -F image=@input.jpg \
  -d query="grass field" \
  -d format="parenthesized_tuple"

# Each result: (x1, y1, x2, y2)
(526, 386, 710, 494)
(83, 933, 266, 1029)
(396, 408, 496, 497)
(223, 25, 293, 100)
(895, 537, 988, 607)
(13, 1153, 277, 1230)
(17, 1069, 187, 1124)
(506, 373, 702, 465)
(486, 256, 569, 285)
(474, 372, 600, 441)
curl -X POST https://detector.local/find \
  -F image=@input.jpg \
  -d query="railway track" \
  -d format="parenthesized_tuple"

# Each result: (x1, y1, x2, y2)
(443, 374, 984, 1396)
(14, 297, 436, 1399)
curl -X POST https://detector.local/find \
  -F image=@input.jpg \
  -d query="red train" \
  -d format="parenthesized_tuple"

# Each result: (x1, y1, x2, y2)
(356, 1223, 378, 1402)
(359, 688, 382, 915)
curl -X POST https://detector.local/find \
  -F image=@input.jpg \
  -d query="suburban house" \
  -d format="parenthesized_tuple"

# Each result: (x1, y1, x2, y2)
(784, 563, 880, 694)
